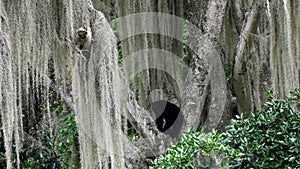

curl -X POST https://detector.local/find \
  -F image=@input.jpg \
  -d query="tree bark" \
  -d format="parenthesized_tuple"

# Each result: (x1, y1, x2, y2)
(181, 0, 230, 133)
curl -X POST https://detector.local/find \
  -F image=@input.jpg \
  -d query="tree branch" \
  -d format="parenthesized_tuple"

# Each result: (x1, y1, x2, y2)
(233, 1, 262, 113)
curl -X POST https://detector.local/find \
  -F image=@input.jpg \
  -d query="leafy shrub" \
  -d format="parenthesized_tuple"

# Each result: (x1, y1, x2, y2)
(22, 124, 59, 169)
(223, 89, 300, 168)
(150, 89, 300, 169)
(32, 99, 79, 169)
(0, 97, 79, 169)
(150, 128, 232, 169)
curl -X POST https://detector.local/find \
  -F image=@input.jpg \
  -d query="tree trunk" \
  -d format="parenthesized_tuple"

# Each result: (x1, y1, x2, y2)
(181, 0, 231, 133)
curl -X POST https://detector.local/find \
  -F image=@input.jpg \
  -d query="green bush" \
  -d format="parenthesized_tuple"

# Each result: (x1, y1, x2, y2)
(150, 89, 300, 169)
(0, 96, 79, 169)
(30, 99, 79, 169)
(150, 128, 232, 169)
(223, 89, 300, 168)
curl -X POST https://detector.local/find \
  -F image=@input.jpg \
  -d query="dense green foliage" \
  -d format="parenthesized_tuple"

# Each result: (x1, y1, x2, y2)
(150, 129, 233, 169)
(24, 98, 78, 169)
(0, 96, 79, 169)
(150, 89, 300, 168)
(224, 89, 300, 168)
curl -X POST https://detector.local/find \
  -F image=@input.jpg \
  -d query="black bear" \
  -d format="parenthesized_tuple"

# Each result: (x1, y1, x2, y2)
(151, 100, 183, 137)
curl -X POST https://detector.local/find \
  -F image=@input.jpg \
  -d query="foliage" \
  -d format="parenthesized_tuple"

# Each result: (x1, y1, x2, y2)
(150, 89, 300, 169)
(53, 100, 78, 168)
(117, 41, 123, 69)
(22, 124, 59, 169)
(111, 19, 123, 69)
(223, 89, 300, 168)
(25, 98, 79, 169)
(224, 64, 232, 83)
(150, 128, 232, 169)
(128, 133, 139, 142)
(0, 95, 79, 169)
